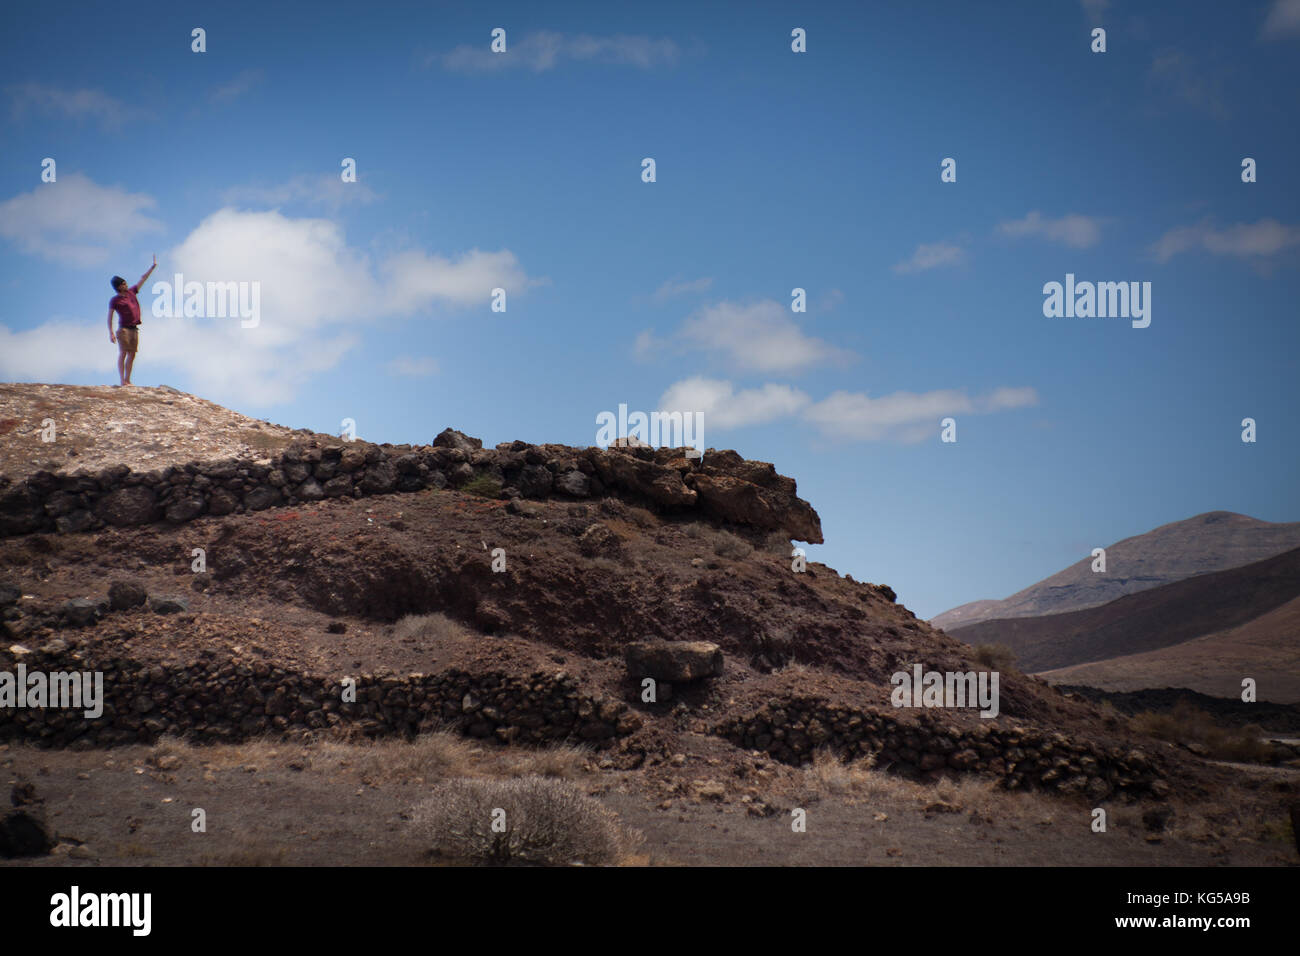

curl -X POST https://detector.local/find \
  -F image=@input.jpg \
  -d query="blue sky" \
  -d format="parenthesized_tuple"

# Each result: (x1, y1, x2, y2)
(2, 0, 1298, 619)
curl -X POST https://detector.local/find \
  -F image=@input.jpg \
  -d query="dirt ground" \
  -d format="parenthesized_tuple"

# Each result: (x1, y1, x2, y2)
(3, 732, 1295, 867)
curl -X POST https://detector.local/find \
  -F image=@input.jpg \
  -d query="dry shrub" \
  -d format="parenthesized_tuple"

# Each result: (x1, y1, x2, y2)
(501, 742, 590, 779)
(973, 643, 1019, 673)
(762, 530, 794, 555)
(710, 529, 753, 561)
(391, 612, 473, 644)
(350, 732, 476, 782)
(1131, 701, 1277, 763)
(411, 776, 638, 865)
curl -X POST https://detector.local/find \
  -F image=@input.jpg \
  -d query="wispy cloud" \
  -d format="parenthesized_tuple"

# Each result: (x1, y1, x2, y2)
(1150, 218, 1300, 264)
(434, 31, 680, 73)
(5, 82, 141, 129)
(996, 211, 1103, 249)
(211, 69, 264, 103)
(654, 378, 1038, 442)
(0, 173, 164, 266)
(803, 386, 1039, 443)
(891, 241, 966, 275)
(222, 173, 379, 212)
(658, 377, 810, 429)
(1262, 0, 1300, 38)
(676, 299, 852, 373)
(653, 276, 712, 301)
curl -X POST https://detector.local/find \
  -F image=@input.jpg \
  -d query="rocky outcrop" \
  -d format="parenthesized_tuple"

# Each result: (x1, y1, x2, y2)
(0, 433, 823, 543)
(625, 640, 724, 682)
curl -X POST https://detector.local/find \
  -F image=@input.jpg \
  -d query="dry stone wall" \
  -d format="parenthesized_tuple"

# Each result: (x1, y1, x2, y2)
(0, 430, 822, 543)
(0, 643, 641, 750)
(715, 695, 1169, 799)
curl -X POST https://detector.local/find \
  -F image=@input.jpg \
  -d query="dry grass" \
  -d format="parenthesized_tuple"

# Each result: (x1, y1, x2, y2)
(390, 611, 474, 644)
(145, 729, 592, 784)
(1130, 701, 1279, 763)
(198, 840, 289, 866)
(973, 643, 1020, 673)
(795, 748, 1046, 823)
(710, 529, 753, 561)
(410, 776, 643, 865)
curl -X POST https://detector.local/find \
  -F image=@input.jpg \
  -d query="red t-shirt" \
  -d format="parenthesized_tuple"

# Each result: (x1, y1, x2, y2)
(110, 285, 142, 328)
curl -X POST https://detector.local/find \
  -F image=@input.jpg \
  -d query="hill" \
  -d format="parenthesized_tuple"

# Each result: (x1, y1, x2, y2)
(1, 384, 1294, 867)
(947, 546, 1300, 678)
(1041, 594, 1300, 703)
(931, 511, 1300, 631)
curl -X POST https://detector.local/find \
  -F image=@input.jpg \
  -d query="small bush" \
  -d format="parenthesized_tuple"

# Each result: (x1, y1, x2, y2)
(391, 612, 473, 645)
(1131, 701, 1278, 763)
(460, 473, 502, 498)
(973, 643, 1019, 672)
(411, 776, 637, 865)
(710, 529, 753, 561)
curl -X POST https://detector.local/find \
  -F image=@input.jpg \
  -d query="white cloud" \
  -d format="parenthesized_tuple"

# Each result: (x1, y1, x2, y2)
(0, 207, 538, 404)
(211, 69, 264, 103)
(996, 210, 1103, 249)
(803, 386, 1038, 443)
(5, 83, 140, 128)
(222, 173, 379, 211)
(678, 300, 851, 373)
(0, 172, 164, 266)
(653, 276, 712, 300)
(1262, 0, 1300, 37)
(387, 356, 439, 377)
(381, 247, 534, 311)
(650, 378, 1038, 441)
(1149, 218, 1300, 263)
(891, 242, 966, 275)
(658, 378, 810, 429)
(436, 31, 680, 72)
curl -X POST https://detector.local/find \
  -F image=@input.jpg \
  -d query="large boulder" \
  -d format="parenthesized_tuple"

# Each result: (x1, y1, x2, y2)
(358, 460, 397, 494)
(94, 485, 159, 527)
(60, 597, 103, 628)
(689, 473, 823, 544)
(244, 485, 282, 511)
(625, 640, 724, 683)
(108, 579, 147, 611)
(165, 494, 206, 522)
(434, 428, 483, 454)
(587, 449, 697, 509)
(554, 470, 590, 497)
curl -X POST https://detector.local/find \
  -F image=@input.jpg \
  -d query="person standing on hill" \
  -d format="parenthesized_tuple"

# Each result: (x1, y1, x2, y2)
(107, 255, 156, 386)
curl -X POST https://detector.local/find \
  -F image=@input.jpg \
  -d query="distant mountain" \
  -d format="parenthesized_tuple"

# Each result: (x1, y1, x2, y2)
(931, 511, 1300, 631)
(946, 545, 1300, 675)
(1041, 594, 1300, 704)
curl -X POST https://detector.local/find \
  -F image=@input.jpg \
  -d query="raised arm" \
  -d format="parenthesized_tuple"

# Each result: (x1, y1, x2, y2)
(135, 254, 157, 291)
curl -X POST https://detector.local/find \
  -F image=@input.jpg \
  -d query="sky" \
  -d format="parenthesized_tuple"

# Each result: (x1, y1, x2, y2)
(1, 0, 1298, 620)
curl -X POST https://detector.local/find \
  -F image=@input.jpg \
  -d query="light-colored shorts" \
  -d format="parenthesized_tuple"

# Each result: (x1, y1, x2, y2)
(117, 327, 139, 354)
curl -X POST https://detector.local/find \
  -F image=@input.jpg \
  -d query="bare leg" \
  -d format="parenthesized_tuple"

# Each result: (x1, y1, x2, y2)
(117, 351, 127, 386)
(124, 352, 135, 385)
